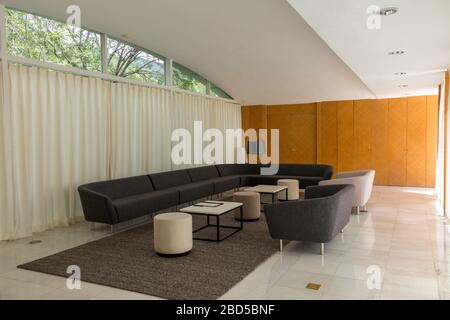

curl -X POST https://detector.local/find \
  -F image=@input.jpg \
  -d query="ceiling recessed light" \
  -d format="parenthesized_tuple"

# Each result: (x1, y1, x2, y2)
(380, 7, 399, 16)
(388, 50, 405, 55)
(398, 84, 409, 88)
(394, 72, 407, 76)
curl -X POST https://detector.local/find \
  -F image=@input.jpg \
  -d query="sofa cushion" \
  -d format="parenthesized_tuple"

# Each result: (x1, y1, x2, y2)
(277, 164, 333, 179)
(241, 175, 324, 189)
(216, 164, 261, 176)
(113, 189, 179, 222)
(149, 169, 191, 190)
(212, 176, 241, 194)
(178, 181, 214, 204)
(188, 166, 220, 182)
(83, 176, 154, 200)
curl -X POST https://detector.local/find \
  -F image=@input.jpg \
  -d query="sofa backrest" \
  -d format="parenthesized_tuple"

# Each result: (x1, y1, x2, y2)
(149, 169, 192, 190)
(277, 164, 333, 178)
(304, 184, 349, 199)
(188, 166, 220, 182)
(81, 176, 154, 200)
(305, 184, 354, 233)
(215, 164, 261, 176)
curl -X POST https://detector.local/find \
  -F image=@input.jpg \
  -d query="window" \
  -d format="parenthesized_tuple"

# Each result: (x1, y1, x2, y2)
(107, 37, 165, 85)
(6, 7, 231, 99)
(173, 62, 207, 94)
(210, 83, 232, 99)
(6, 8, 102, 72)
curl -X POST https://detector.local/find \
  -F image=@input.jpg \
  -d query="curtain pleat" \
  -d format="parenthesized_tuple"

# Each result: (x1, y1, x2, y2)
(170, 92, 241, 169)
(110, 83, 173, 178)
(0, 63, 241, 240)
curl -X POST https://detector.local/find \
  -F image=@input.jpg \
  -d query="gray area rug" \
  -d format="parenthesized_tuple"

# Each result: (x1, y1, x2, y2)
(18, 212, 279, 300)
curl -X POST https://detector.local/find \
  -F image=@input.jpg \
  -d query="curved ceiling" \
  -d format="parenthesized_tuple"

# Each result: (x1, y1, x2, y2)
(288, 0, 449, 98)
(2, 0, 375, 105)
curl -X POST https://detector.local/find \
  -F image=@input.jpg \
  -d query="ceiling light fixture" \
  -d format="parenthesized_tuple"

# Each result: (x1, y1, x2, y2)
(380, 7, 399, 16)
(388, 50, 405, 55)
(394, 72, 407, 76)
(398, 85, 409, 88)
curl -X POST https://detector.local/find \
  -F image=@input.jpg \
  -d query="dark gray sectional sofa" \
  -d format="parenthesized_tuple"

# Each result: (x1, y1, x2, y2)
(264, 184, 355, 254)
(78, 164, 333, 225)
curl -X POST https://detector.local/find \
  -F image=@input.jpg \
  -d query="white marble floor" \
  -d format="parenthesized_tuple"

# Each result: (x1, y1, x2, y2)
(1, 186, 450, 300)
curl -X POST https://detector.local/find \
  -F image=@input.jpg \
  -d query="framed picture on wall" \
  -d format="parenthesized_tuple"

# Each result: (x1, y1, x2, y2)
(247, 140, 265, 155)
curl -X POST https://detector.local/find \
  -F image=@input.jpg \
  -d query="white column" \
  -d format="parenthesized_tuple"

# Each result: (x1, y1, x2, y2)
(165, 58, 173, 87)
(206, 80, 211, 95)
(100, 33, 108, 74)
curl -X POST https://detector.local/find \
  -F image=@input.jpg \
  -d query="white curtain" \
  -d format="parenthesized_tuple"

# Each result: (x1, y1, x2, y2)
(171, 92, 213, 169)
(110, 83, 173, 178)
(0, 64, 241, 240)
(210, 99, 243, 164)
(171, 92, 241, 169)
(1, 64, 110, 240)
(0, 62, 14, 240)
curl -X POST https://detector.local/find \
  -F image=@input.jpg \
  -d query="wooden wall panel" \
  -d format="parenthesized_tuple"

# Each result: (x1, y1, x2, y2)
(426, 95, 439, 187)
(241, 105, 267, 163)
(267, 104, 317, 164)
(388, 98, 408, 186)
(242, 94, 439, 187)
(317, 102, 338, 172)
(353, 100, 372, 170)
(337, 101, 354, 173)
(407, 96, 427, 187)
(241, 105, 267, 132)
(370, 99, 390, 185)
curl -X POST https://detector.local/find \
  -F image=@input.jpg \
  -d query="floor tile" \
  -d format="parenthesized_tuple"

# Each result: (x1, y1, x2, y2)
(1, 186, 449, 300)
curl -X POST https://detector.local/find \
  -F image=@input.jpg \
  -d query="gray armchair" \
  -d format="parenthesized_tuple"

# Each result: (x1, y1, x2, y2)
(264, 184, 355, 255)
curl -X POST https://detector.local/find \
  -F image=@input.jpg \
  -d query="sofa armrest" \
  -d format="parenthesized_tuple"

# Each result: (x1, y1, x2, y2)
(322, 166, 334, 180)
(336, 170, 369, 179)
(78, 187, 119, 224)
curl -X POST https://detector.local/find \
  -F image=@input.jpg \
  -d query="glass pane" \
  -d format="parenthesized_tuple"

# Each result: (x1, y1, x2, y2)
(173, 62, 207, 94)
(211, 83, 232, 99)
(6, 8, 101, 72)
(107, 37, 165, 85)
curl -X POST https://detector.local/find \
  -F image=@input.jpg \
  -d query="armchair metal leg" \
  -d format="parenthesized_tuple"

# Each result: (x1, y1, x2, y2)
(280, 239, 283, 252)
(356, 206, 360, 215)
(320, 243, 325, 255)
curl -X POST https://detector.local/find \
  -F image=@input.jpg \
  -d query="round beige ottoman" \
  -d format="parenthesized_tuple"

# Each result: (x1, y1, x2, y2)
(233, 191, 261, 221)
(278, 179, 300, 201)
(154, 212, 193, 257)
